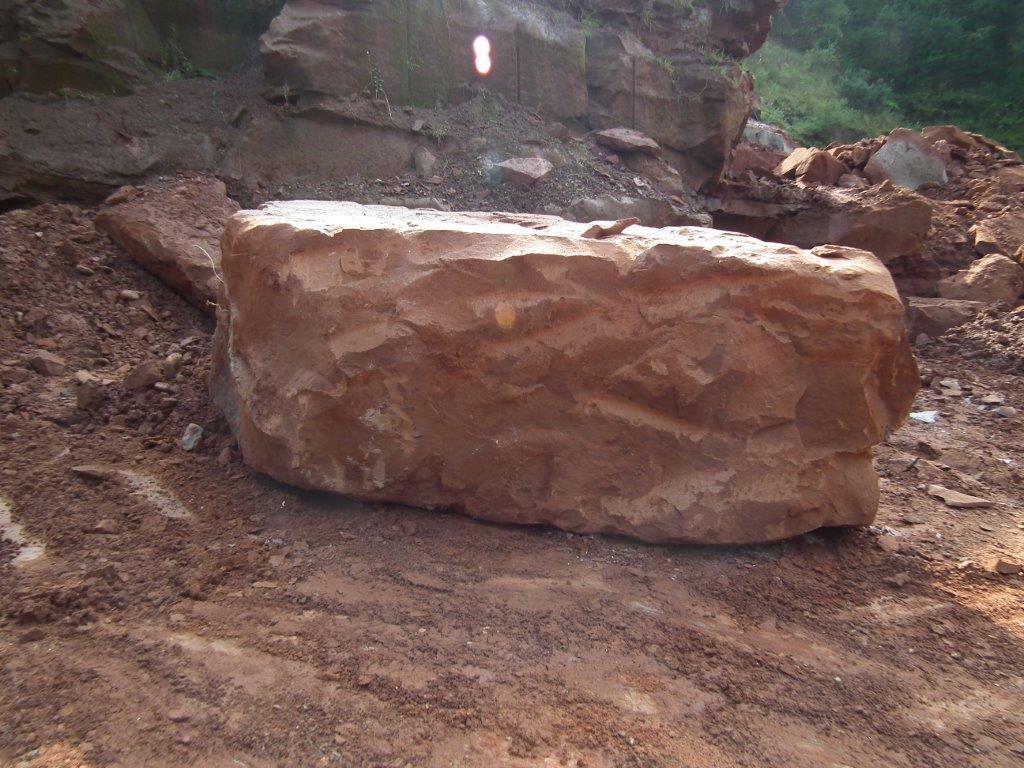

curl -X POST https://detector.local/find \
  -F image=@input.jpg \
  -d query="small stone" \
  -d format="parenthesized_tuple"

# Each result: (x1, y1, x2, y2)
(981, 394, 1005, 405)
(984, 558, 1023, 576)
(411, 119, 425, 132)
(594, 127, 661, 155)
(877, 536, 903, 554)
(163, 352, 183, 380)
(927, 485, 994, 509)
(181, 423, 204, 452)
(19, 627, 46, 644)
(124, 360, 162, 389)
(910, 410, 939, 424)
(217, 446, 233, 466)
(26, 350, 67, 377)
(993, 406, 1018, 418)
(413, 146, 437, 178)
(104, 185, 139, 205)
(120, 289, 142, 301)
(884, 572, 911, 588)
(71, 464, 118, 480)
(88, 518, 119, 535)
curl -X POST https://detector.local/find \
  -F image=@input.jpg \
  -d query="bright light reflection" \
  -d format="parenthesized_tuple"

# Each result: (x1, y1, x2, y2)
(473, 35, 492, 76)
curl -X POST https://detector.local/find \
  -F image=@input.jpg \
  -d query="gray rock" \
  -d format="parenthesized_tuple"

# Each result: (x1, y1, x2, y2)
(865, 129, 949, 190)
(181, 423, 204, 452)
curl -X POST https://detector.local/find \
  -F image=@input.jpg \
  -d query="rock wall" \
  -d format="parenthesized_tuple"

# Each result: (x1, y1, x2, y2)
(260, 0, 787, 188)
(0, 1, 284, 96)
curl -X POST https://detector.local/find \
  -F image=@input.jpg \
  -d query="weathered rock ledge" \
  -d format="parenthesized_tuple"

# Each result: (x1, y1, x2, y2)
(213, 202, 918, 545)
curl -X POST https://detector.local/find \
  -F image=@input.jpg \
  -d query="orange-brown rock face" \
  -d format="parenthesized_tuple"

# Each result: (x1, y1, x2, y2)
(213, 203, 919, 545)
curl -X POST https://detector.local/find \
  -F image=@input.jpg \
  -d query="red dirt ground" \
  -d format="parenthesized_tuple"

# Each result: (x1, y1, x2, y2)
(2, 204, 1023, 768)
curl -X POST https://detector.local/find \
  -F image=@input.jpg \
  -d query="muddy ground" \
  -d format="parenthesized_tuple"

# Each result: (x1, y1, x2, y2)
(1, 204, 1023, 768)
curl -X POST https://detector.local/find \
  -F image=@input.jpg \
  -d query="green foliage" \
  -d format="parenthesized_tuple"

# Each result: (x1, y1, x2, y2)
(160, 24, 214, 80)
(579, 11, 600, 39)
(760, 0, 1024, 149)
(750, 42, 904, 145)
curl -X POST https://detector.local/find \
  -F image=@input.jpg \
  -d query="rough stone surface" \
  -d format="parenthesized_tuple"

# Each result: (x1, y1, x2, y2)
(498, 157, 554, 188)
(865, 128, 949, 190)
(96, 176, 239, 312)
(213, 202, 918, 546)
(938, 254, 1024, 306)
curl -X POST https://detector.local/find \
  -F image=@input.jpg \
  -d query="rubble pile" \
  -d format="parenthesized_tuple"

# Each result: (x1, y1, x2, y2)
(716, 125, 1024, 305)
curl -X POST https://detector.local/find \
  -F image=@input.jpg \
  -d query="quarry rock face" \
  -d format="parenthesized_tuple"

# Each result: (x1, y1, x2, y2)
(261, 0, 785, 190)
(214, 202, 918, 545)
(260, 0, 588, 121)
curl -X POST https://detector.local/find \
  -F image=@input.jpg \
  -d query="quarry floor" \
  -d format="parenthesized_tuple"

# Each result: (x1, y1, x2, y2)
(1, 205, 1023, 768)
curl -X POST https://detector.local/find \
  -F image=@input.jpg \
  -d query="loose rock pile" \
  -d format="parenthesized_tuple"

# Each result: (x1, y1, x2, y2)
(718, 125, 1024, 313)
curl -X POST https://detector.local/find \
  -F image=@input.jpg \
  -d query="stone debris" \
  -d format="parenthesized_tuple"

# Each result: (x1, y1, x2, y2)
(26, 350, 67, 377)
(594, 128, 662, 156)
(413, 146, 437, 179)
(984, 558, 1023, 576)
(581, 217, 640, 239)
(181, 424, 204, 452)
(213, 201, 918, 545)
(498, 157, 554, 188)
(96, 176, 239, 313)
(926, 485, 995, 509)
(124, 360, 162, 390)
(775, 148, 846, 186)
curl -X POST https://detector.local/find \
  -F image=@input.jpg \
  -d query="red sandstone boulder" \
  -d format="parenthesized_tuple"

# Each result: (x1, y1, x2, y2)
(775, 148, 846, 186)
(96, 176, 239, 313)
(213, 202, 919, 546)
(938, 254, 1024, 306)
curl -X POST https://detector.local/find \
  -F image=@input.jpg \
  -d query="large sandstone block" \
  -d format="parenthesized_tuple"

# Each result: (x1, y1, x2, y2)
(213, 202, 918, 545)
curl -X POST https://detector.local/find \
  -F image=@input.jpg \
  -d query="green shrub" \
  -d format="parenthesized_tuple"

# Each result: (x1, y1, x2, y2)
(748, 42, 905, 145)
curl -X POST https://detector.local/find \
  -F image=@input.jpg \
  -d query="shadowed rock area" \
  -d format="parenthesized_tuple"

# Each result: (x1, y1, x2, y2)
(213, 202, 919, 545)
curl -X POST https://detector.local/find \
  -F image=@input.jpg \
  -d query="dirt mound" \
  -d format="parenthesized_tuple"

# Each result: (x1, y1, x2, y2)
(939, 305, 1024, 373)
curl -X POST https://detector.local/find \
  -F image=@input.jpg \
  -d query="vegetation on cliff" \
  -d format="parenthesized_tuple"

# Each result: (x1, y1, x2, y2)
(751, 0, 1024, 149)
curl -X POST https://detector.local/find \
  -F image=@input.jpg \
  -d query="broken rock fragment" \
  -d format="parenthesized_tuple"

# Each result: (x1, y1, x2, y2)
(775, 148, 845, 186)
(594, 128, 661, 156)
(96, 176, 239, 313)
(498, 157, 554, 188)
(213, 202, 918, 545)
(938, 254, 1024, 306)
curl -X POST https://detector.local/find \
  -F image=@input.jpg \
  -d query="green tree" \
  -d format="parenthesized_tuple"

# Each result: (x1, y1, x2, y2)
(752, 0, 1024, 149)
